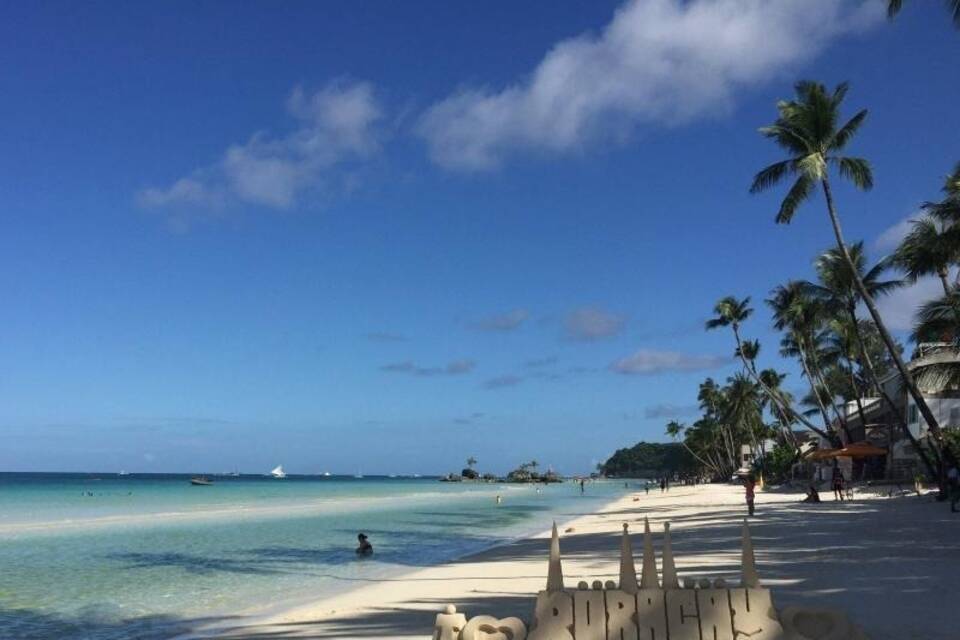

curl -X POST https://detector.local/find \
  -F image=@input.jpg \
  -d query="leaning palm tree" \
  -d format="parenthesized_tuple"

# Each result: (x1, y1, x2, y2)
(750, 81, 948, 477)
(707, 294, 834, 442)
(808, 245, 939, 476)
(665, 420, 720, 477)
(887, 0, 960, 28)
(765, 283, 841, 444)
(892, 215, 960, 296)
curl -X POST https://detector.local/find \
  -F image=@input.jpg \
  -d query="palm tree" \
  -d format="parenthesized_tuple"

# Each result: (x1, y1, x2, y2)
(707, 294, 834, 442)
(892, 215, 960, 296)
(807, 245, 939, 476)
(665, 420, 720, 477)
(466, 456, 477, 469)
(767, 282, 842, 444)
(725, 373, 765, 473)
(923, 162, 960, 224)
(887, 0, 960, 28)
(751, 81, 949, 479)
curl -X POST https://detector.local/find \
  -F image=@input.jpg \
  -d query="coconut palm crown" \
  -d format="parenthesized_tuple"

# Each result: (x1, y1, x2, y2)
(750, 81, 871, 224)
(892, 216, 960, 293)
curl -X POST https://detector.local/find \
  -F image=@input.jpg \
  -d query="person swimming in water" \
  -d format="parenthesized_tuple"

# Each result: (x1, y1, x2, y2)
(356, 532, 373, 556)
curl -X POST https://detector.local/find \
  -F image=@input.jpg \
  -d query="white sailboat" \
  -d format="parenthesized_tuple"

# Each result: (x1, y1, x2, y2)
(270, 465, 286, 479)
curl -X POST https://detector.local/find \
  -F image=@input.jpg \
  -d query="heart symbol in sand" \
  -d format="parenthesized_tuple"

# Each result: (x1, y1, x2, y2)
(460, 615, 527, 640)
(779, 606, 854, 640)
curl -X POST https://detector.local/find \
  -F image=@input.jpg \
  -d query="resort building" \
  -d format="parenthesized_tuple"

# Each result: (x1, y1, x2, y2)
(821, 343, 960, 480)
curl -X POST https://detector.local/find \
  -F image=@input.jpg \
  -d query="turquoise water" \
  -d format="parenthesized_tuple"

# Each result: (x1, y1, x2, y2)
(0, 473, 627, 639)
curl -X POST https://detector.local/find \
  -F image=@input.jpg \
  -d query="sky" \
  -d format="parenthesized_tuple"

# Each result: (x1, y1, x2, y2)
(1, 0, 958, 475)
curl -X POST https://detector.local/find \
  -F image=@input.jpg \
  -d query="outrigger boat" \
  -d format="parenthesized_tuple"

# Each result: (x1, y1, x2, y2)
(190, 476, 213, 486)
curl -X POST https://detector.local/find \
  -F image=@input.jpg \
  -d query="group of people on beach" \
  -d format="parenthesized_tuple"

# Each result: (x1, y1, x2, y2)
(740, 458, 960, 516)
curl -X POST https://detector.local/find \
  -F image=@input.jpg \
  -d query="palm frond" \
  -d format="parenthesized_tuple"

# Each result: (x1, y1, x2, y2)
(775, 174, 814, 224)
(891, 215, 957, 283)
(887, 0, 903, 18)
(911, 291, 960, 343)
(750, 160, 793, 194)
(830, 109, 867, 152)
(836, 156, 873, 190)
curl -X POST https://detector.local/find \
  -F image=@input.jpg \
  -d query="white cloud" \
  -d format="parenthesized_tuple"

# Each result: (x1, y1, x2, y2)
(471, 309, 530, 332)
(564, 307, 626, 341)
(139, 80, 382, 213)
(872, 215, 948, 331)
(874, 215, 918, 252)
(417, 0, 882, 171)
(644, 403, 700, 419)
(483, 375, 524, 390)
(610, 349, 728, 375)
(366, 331, 408, 343)
(380, 359, 476, 377)
(875, 276, 943, 332)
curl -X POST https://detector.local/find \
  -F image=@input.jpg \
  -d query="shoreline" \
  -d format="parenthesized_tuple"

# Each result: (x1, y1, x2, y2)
(174, 486, 630, 639)
(187, 482, 959, 640)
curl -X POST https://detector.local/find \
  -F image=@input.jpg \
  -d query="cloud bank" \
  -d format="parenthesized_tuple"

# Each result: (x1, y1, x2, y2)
(610, 349, 728, 375)
(417, 0, 882, 171)
(139, 80, 382, 212)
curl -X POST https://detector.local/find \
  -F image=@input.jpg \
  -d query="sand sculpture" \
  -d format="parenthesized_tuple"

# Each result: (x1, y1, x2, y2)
(432, 519, 867, 640)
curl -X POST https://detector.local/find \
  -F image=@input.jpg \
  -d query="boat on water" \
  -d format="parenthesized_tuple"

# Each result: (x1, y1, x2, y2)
(118, 470, 129, 476)
(270, 465, 287, 479)
(190, 476, 213, 486)
(322, 471, 331, 477)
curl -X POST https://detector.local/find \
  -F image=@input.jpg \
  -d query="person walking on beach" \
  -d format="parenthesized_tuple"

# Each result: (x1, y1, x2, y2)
(579, 479, 585, 493)
(831, 463, 845, 502)
(659, 478, 665, 493)
(948, 463, 959, 513)
(744, 474, 756, 517)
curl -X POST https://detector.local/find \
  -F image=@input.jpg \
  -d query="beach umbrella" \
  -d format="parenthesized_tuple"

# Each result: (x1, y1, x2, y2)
(834, 442, 887, 458)
(807, 448, 842, 461)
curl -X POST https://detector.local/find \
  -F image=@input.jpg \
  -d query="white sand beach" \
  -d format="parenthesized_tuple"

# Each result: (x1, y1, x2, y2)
(184, 483, 959, 639)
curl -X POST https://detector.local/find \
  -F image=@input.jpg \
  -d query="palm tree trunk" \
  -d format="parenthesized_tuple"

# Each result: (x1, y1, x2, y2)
(847, 363, 869, 430)
(846, 306, 940, 478)
(795, 337, 842, 445)
(938, 268, 952, 296)
(821, 177, 948, 488)
(681, 440, 719, 476)
(730, 324, 837, 443)
(804, 333, 853, 442)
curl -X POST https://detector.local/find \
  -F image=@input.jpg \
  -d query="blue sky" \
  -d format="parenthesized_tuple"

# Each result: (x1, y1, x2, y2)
(1, 0, 958, 474)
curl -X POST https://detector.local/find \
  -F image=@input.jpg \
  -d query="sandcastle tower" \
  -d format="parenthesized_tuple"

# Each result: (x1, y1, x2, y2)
(436, 517, 868, 640)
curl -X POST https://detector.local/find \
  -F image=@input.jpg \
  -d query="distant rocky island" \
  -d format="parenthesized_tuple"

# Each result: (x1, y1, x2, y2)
(440, 459, 564, 483)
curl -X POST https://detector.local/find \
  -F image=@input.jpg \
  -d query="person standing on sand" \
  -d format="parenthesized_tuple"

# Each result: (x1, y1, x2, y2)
(832, 462, 845, 502)
(948, 463, 959, 513)
(744, 474, 756, 517)
(659, 478, 665, 493)
(579, 479, 585, 493)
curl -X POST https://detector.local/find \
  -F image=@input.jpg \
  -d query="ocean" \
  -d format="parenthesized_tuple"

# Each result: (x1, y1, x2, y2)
(0, 473, 628, 639)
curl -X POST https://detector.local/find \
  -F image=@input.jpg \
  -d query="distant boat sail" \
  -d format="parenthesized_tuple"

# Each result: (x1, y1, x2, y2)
(270, 465, 286, 478)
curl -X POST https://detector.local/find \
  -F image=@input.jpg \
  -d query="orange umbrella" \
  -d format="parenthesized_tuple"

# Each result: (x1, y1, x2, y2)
(808, 448, 841, 461)
(835, 441, 887, 458)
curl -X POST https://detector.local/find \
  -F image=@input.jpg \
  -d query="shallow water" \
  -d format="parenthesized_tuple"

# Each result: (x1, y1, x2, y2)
(0, 473, 628, 639)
